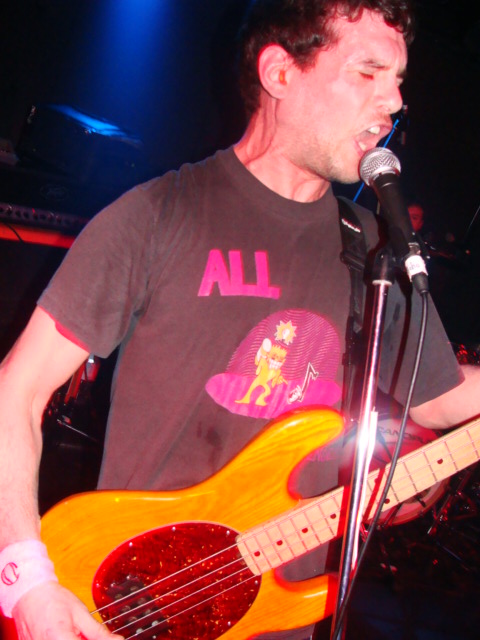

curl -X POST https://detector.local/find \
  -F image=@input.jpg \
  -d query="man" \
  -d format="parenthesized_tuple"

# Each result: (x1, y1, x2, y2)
(1, 1, 480, 640)
(408, 202, 425, 234)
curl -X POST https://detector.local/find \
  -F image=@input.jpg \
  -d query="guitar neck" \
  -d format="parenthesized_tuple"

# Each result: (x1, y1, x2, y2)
(237, 417, 480, 574)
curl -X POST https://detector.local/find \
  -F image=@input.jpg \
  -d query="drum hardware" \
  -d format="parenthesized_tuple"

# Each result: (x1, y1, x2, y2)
(376, 505, 402, 529)
(452, 342, 480, 366)
(54, 413, 99, 444)
(43, 355, 102, 445)
(417, 466, 480, 574)
(428, 467, 478, 537)
(350, 463, 480, 584)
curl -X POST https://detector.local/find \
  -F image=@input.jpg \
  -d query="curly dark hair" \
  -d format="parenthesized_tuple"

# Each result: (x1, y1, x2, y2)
(238, 0, 415, 117)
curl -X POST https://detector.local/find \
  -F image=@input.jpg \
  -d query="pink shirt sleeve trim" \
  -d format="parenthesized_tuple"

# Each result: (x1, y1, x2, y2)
(40, 307, 90, 352)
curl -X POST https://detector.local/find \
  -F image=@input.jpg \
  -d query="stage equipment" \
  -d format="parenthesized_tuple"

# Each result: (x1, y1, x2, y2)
(43, 356, 103, 445)
(0, 156, 130, 222)
(359, 147, 428, 294)
(339, 417, 449, 528)
(331, 148, 430, 640)
(16, 104, 145, 187)
(0, 201, 88, 236)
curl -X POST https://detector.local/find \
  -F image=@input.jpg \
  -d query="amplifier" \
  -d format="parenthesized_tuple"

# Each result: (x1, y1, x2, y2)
(0, 201, 89, 235)
(17, 104, 146, 186)
(0, 159, 126, 220)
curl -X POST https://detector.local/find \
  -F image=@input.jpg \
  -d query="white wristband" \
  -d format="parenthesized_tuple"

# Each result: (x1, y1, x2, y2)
(0, 539, 58, 617)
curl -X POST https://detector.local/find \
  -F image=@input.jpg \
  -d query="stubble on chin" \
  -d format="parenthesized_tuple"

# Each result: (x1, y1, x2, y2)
(311, 155, 361, 186)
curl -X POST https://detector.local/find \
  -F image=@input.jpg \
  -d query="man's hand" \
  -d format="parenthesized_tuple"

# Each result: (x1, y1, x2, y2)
(13, 581, 122, 640)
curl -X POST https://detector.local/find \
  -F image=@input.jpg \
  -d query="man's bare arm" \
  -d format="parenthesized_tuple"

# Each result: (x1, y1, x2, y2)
(0, 306, 90, 547)
(410, 364, 480, 429)
(0, 307, 122, 639)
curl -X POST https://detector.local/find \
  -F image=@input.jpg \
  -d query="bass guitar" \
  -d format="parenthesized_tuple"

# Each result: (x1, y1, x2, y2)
(5, 408, 480, 639)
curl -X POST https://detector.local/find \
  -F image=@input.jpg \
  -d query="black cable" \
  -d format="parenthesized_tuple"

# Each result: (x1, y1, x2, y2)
(0, 219, 25, 242)
(461, 201, 480, 248)
(331, 290, 429, 640)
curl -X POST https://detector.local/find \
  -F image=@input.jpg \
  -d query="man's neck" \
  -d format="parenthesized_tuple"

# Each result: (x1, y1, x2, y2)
(234, 112, 331, 203)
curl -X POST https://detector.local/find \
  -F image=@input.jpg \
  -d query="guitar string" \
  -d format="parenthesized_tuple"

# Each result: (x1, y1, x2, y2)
(93, 499, 344, 636)
(103, 556, 251, 628)
(120, 573, 281, 640)
(364, 436, 480, 520)
(365, 433, 479, 512)
(90, 434, 479, 635)
(118, 567, 260, 639)
(91, 488, 341, 619)
(118, 437, 479, 640)
(90, 529, 273, 615)
(93, 435, 479, 632)
(104, 424, 479, 621)
(94, 430, 480, 632)
(107, 495, 343, 636)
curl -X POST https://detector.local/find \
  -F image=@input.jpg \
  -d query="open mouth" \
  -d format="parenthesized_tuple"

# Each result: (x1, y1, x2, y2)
(357, 125, 385, 152)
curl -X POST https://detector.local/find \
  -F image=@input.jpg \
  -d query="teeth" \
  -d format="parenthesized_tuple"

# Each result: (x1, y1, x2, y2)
(358, 141, 367, 151)
(367, 125, 381, 135)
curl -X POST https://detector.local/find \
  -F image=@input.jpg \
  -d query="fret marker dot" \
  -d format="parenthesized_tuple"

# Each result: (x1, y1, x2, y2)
(302, 528, 309, 534)
(437, 459, 444, 464)
(254, 551, 261, 557)
(330, 514, 337, 520)
(276, 540, 283, 546)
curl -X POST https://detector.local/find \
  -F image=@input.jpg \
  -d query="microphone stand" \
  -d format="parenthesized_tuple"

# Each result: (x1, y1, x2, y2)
(330, 248, 395, 640)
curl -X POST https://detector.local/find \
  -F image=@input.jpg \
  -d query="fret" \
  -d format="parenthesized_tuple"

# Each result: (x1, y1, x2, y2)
(370, 420, 480, 514)
(366, 474, 382, 504)
(423, 439, 458, 478)
(237, 418, 480, 577)
(276, 517, 309, 558)
(447, 427, 480, 469)
(264, 522, 296, 565)
(306, 489, 344, 542)
(393, 453, 437, 501)
(384, 459, 406, 502)
(283, 509, 316, 551)
(237, 531, 274, 575)
(467, 424, 480, 460)
(237, 488, 345, 574)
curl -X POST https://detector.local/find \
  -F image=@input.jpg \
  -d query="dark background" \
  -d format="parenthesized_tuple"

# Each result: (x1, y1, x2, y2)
(0, 0, 479, 355)
(1, 6, 479, 634)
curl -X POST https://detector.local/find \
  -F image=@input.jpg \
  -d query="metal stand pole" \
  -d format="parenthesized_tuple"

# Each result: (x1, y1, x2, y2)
(330, 249, 395, 640)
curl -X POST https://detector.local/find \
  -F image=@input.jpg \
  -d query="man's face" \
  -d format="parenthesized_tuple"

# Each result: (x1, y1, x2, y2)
(279, 10, 408, 184)
(408, 204, 425, 232)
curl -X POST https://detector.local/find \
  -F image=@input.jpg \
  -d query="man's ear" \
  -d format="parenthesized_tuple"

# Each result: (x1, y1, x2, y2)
(257, 44, 294, 99)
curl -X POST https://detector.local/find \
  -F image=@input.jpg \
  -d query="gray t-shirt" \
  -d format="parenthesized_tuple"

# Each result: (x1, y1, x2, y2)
(39, 147, 460, 490)
(38, 148, 461, 615)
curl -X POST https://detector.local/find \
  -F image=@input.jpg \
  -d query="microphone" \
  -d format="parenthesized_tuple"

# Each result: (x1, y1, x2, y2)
(359, 147, 428, 294)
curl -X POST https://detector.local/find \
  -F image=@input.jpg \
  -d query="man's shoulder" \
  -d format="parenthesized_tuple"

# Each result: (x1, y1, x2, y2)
(135, 147, 234, 198)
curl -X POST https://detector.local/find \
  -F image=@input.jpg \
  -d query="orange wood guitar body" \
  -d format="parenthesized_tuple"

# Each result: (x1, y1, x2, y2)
(15, 408, 342, 639)
(4, 408, 479, 639)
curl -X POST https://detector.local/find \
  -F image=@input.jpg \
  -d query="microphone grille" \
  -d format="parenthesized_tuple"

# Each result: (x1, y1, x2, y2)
(359, 147, 401, 186)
